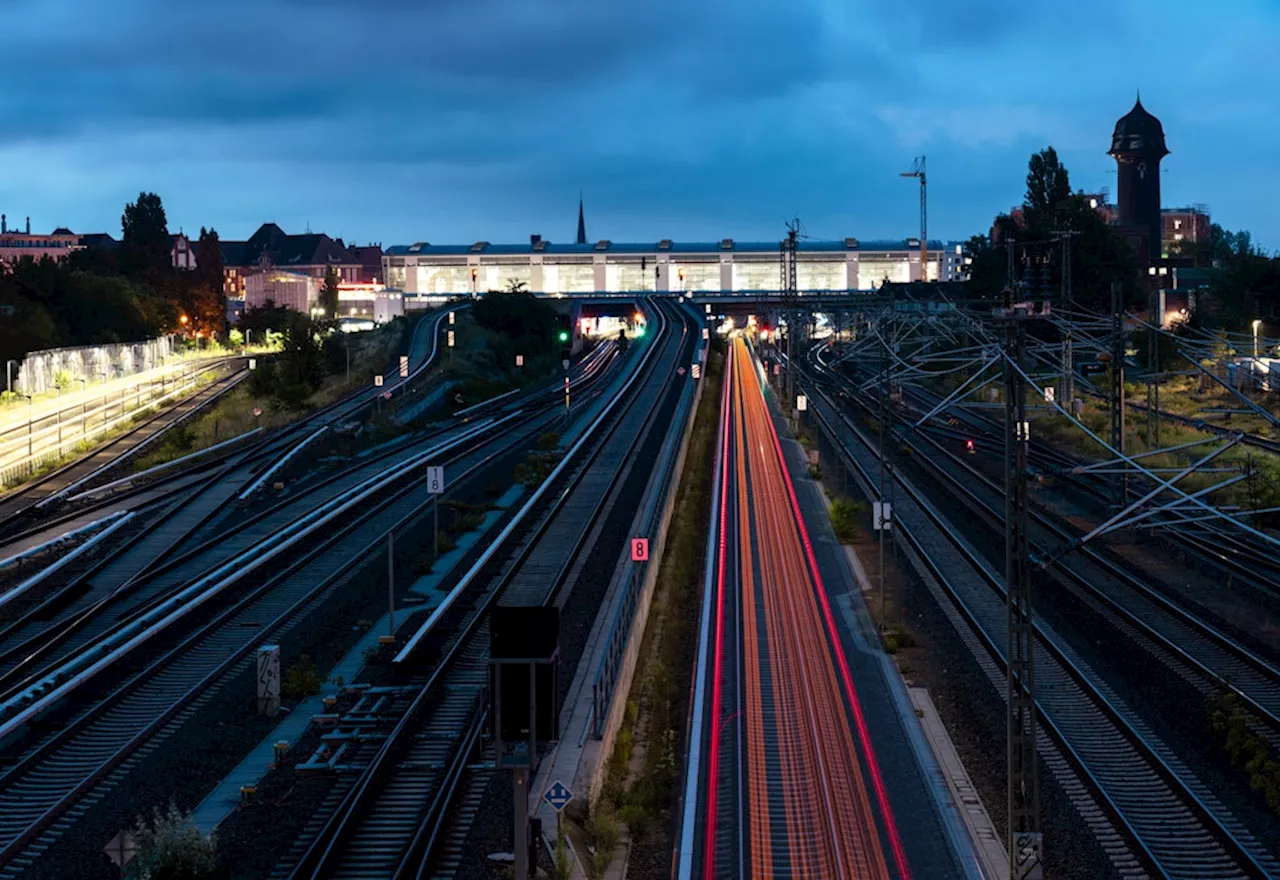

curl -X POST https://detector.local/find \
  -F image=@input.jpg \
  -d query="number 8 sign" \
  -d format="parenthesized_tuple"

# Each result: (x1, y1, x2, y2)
(427, 466, 445, 495)
(631, 538, 649, 562)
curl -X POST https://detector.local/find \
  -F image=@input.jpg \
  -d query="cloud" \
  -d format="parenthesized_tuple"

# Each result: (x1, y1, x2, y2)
(1, 0, 1279, 248)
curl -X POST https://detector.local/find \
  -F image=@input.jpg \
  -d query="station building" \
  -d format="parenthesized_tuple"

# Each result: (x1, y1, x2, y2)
(382, 237, 970, 296)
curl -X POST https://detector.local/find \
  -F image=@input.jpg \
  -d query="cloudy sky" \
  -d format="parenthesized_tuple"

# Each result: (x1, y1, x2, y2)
(2, 0, 1276, 249)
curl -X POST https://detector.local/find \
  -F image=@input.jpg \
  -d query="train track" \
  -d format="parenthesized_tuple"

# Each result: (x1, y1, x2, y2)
(898, 378, 1280, 603)
(283, 299, 695, 879)
(0, 360, 247, 533)
(0, 319, 629, 876)
(801, 360, 1280, 879)
(0, 307, 451, 555)
(0, 309, 458, 618)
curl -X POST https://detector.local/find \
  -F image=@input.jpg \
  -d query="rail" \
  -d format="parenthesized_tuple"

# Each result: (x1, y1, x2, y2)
(804, 366, 1277, 878)
(674, 338, 732, 880)
(586, 340, 704, 738)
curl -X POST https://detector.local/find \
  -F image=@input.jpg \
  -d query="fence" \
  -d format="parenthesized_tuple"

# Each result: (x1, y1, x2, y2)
(12, 336, 182, 396)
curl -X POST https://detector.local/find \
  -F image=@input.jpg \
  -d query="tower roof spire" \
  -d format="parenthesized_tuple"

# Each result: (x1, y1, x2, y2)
(576, 192, 587, 245)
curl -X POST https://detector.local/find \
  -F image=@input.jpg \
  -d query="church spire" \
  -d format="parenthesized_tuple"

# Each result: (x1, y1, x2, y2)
(576, 192, 587, 245)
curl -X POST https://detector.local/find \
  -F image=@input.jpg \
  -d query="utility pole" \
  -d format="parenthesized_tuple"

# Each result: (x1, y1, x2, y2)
(783, 220, 800, 403)
(1110, 281, 1127, 508)
(1055, 230, 1079, 409)
(877, 286, 897, 627)
(1000, 309, 1042, 880)
(1147, 283, 1160, 449)
(901, 156, 928, 283)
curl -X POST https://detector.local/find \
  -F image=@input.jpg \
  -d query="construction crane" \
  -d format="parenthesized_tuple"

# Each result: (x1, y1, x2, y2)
(900, 156, 928, 283)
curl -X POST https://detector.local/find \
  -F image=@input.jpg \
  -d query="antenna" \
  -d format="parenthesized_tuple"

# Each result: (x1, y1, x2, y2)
(900, 156, 928, 283)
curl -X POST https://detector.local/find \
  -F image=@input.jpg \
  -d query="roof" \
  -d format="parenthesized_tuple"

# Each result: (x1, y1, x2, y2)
(78, 233, 118, 250)
(1110, 97, 1169, 157)
(384, 238, 948, 257)
(224, 223, 360, 268)
(51, 227, 74, 235)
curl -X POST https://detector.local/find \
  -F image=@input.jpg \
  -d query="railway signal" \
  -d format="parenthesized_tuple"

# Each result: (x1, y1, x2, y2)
(966, 439, 976, 455)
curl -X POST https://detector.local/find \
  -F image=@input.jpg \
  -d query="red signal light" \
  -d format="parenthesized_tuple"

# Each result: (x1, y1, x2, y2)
(965, 439, 975, 454)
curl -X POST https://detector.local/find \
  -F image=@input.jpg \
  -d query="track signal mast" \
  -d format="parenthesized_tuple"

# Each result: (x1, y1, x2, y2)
(901, 156, 928, 283)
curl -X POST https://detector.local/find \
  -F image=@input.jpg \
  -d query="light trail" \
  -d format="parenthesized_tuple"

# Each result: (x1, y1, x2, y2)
(702, 337, 910, 879)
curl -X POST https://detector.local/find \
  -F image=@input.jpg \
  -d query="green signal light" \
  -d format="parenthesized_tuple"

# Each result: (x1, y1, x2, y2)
(635, 327, 645, 338)
(558, 330, 569, 343)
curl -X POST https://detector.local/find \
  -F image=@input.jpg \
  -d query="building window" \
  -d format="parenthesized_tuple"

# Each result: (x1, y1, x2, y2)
(1174, 219, 1182, 230)
(1175, 233, 1183, 241)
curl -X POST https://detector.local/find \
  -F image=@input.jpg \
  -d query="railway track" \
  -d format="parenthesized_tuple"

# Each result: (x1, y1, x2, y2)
(899, 378, 1280, 605)
(0, 318, 630, 876)
(802, 360, 1280, 879)
(0, 307, 450, 555)
(0, 359, 246, 533)
(284, 299, 695, 879)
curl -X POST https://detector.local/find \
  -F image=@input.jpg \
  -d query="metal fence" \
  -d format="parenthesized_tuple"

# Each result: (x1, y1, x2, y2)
(12, 336, 182, 396)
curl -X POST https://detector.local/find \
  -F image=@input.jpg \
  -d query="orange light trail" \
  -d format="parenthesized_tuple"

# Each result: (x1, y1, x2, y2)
(704, 337, 907, 879)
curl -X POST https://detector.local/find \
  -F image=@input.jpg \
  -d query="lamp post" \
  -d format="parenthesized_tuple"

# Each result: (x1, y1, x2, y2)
(76, 378, 87, 438)
(23, 393, 33, 459)
(1253, 319, 1262, 359)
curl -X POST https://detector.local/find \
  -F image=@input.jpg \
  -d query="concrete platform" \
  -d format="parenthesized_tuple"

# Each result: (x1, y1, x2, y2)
(775, 407, 989, 879)
(190, 481, 526, 835)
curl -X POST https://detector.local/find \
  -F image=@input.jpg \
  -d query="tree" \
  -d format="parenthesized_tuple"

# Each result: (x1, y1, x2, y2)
(320, 266, 340, 319)
(194, 227, 225, 295)
(965, 148, 1140, 312)
(275, 313, 326, 407)
(1024, 147, 1072, 229)
(504, 278, 528, 293)
(121, 192, 171, 276)
(239, 301, 294, 338)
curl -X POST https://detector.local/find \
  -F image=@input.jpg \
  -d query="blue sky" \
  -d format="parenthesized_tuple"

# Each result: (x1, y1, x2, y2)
(1, 0, 1276, 250)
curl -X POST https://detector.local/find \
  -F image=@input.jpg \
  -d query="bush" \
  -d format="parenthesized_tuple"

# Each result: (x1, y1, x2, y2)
(281, 654, 323, 701)
(829, 497, 859, 543)
(126, 803, 221, 880)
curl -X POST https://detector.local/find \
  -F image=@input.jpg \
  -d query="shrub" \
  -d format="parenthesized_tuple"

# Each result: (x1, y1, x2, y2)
(126, 803, 221, 880)
(281, 654, 323, 701)
(829, 497, 859, 543)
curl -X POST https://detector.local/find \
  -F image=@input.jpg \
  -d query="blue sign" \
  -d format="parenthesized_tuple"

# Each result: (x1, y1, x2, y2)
(543, 780, 573, 812)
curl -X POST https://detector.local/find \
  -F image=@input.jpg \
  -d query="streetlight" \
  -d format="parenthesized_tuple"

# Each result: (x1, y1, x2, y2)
(1253, 319, 1262, 359)
(22, 393, 33, 459)
(76, 378, 87, 438)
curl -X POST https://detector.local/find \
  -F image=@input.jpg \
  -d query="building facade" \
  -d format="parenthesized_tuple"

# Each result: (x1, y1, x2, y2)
(170, 233, 196, 270)
(1109, 97, 1169, 264)
(245, 270, 321, 313)
(0, 216, 80, 265)
(382, 238, 964, 295)
(1162, 205, 1211, 258)
(221, 223, 363, 302)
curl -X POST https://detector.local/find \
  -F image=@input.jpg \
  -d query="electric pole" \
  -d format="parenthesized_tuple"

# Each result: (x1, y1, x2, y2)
(783, 220, 799, 403)
(1110, 281, 1127, 508)
(1055, 229, 1079, 410)
(1000, 308, 1043, 880)
(901, 156, 928, 283)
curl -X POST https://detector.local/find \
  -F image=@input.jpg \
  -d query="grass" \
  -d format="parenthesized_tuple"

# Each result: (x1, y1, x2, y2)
(132, 322, 407, 472)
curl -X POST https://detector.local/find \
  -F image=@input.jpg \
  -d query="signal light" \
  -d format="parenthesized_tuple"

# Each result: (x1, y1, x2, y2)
(558, 330, 569, 343)
(965, 439, 975, 454)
